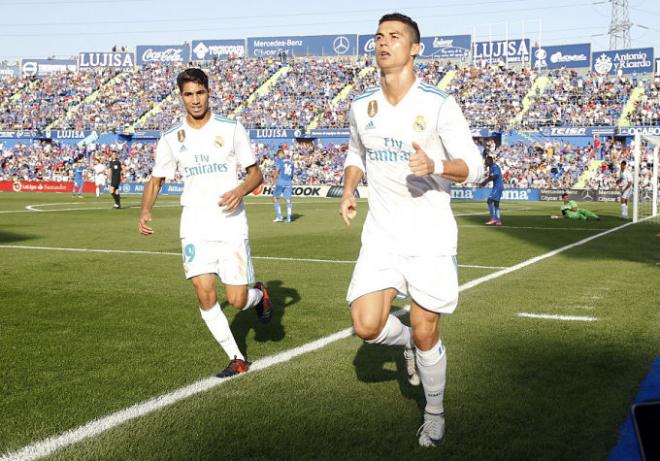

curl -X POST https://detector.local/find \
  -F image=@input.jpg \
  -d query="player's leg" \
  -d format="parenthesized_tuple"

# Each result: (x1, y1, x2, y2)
(115, 183, 121, 208)
(581, 209, 600, 220)
(272, 187, 283, 222)
(621, 196, 628, 218)
(410, 303, 446, 447)
(486, 198, 496, 224)
(284, 185, 293, 223)
(219, 239, 272, 323)
(191, 274, 245, 363)
(95, 183, 100, 198)
(405, 254, 458, 447)
(493, 198, 502, 225)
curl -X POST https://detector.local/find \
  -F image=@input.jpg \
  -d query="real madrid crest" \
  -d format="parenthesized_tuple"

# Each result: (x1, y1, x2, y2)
(214, 135, 224, 148)
(367, 100, 378, 118)
(177, 129, 186, 143)
(413, 115, 426, 132)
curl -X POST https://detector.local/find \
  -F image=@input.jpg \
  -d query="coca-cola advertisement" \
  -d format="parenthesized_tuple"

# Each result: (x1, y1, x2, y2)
(136, 45, 190, 65)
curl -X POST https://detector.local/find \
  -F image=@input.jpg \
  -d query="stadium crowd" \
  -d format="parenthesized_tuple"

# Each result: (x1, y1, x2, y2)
(523, 69, 635, 127)
(628, 77, 660, 126)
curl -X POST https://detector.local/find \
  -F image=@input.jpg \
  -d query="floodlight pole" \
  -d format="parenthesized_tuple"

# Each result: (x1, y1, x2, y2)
(633, 132, 640, 222)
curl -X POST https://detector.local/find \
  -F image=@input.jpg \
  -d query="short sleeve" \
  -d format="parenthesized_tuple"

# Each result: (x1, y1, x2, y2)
(151, 137, 177, 179)
(343, 107, 367, 173)
(233, 121, 257, 170)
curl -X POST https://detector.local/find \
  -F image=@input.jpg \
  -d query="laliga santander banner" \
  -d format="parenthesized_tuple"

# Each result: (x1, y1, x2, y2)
(0, 181, 96, 193)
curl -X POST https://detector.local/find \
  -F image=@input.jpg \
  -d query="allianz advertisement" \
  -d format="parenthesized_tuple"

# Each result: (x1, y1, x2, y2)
(79, 52, 135, 68)
(591, 47, 654, 75)
(248, 35, 357, 57)
(21, 59, 77, 77)
(531, 43, 590, 69)
(191, 40, 245, 60)
(472, 39, 530, 64)
(136, 45, 190, 65)
(357, 35, 471, 59)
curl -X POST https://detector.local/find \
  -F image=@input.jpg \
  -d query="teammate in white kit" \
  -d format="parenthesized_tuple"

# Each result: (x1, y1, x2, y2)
(92, 160, 106, 198)
(618, 160, 633, 219)
(338, 13, 483, 447)
(138, 68, 272, 378)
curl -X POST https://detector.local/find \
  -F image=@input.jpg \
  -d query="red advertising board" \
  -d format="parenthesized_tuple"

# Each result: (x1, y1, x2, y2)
(0, 181, 96, 193)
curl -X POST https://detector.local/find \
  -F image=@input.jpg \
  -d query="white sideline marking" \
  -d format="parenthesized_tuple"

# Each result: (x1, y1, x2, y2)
(0, 218, 645, 461)
(460, 225, 609, 231)
(517, 313, 598, 322)
(0, 245, 506, 270)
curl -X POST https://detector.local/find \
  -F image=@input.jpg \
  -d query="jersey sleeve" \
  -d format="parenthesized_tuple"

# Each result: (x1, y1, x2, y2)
(436, 96, 483, 184)
(234, 120, 257, 170)
(344, 107, 367, 173)
(151, 136, 177, 179)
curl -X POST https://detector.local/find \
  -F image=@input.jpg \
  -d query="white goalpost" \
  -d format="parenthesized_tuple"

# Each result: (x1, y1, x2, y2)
(632, 132, 660, 223)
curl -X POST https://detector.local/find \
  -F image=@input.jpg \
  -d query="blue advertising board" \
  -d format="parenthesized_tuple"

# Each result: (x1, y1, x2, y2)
(539, 126, 615, 137)
(617, 126, 660, 137)
(247, 35, 357, 57)
(306, 129, 350, 138)
(191, 40, 245, 60)
(249, 129, 300, 139)
(21, 59, 77, 77)
(79, 52, 135, 69)
(592, 47, 654, 75)
(0, 65, 19, 78)
(119, 182, 182, 195)
(420, 35, 471, 59)
(357, 34, 471, 59)
(451, 187, 540, 201)
(42, 130, 94, 140)
(472, 39, 530, 64)
(531, 43, 590, 70)
(0, 130, 38, 139)
(136, 45, 190, 65)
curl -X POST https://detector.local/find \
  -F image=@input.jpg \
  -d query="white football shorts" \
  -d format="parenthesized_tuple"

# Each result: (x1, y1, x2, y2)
(346, 246, 459, 314)
(95, 175, 106, 186)
(180, 238, 255, 285)
(621, 188, 632, 200)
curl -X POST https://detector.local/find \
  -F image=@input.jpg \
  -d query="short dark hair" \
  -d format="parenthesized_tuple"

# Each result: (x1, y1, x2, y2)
(561, 192, 569, 198)
(621, 160, 627, 166)
(176, 68, 208, 92)
(378, 12, 420, 44)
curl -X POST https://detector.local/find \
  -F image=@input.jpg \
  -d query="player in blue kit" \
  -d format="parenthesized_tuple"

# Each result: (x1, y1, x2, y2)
(272, 149, 294, 223)
(480, 155, 503, 225)
(71, 161, 85, 197)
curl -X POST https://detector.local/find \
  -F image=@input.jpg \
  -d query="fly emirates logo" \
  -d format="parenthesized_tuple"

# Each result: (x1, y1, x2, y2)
(367, 137, 414, 162)
(183, 154, 228, 178)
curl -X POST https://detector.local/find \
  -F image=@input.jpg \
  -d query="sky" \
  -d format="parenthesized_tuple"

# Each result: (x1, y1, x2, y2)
(0, 0, 657, 61)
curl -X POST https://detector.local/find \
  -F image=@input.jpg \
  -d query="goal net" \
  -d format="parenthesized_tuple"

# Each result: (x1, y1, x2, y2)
(632, 132, 659, 223)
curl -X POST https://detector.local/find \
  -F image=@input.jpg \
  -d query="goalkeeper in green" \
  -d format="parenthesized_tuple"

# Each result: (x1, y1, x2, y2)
(553, 193, 600, 220)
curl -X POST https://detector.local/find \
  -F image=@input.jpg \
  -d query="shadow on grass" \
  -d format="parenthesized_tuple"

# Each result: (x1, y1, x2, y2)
(0, 230, 35, 244)
(229, 280, 301, 357)
(353, 342, 425, 413)
(459, 212, 660, 265)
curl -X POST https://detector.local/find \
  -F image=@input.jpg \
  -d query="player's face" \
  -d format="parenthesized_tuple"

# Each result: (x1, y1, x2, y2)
(374, 21, 420, 71)
(181, 82, 210, 120)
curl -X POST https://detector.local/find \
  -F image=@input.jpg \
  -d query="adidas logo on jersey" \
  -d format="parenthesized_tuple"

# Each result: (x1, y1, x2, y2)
(365, 121, 376, 130)
(180, 145, 187, 153)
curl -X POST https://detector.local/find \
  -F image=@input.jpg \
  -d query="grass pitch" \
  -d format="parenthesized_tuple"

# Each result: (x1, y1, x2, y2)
(1, 192, 658, 460)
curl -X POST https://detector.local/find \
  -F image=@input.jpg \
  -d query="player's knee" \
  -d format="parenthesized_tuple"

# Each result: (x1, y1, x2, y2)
(226, 291, 247, 310)
(352, 319, 381, 342)
(412, 329, 439, 351)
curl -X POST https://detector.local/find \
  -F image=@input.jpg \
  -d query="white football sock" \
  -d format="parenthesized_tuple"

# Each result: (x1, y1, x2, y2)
(242, 288, 263, 311)
(365, 314, 413, 347)
(286, 200, 292, 219)
(416, 340, 447, 415)
(200, 304, 244, 361)
(622, 204, 628, 217)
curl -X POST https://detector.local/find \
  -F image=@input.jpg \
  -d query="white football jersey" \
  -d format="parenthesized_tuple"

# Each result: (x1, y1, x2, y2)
(344, 79, 483, 256)
(620, 169, 633, 188)
(93, 163, 105, 175)
(152, 114, 256, 241)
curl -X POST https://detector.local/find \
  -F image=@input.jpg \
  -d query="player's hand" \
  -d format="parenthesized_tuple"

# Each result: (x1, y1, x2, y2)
(408, 142, 435, 176)
(339, 194, 357, 226)
(138, 211, 153, 235)
(219, 188, 242, 212)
